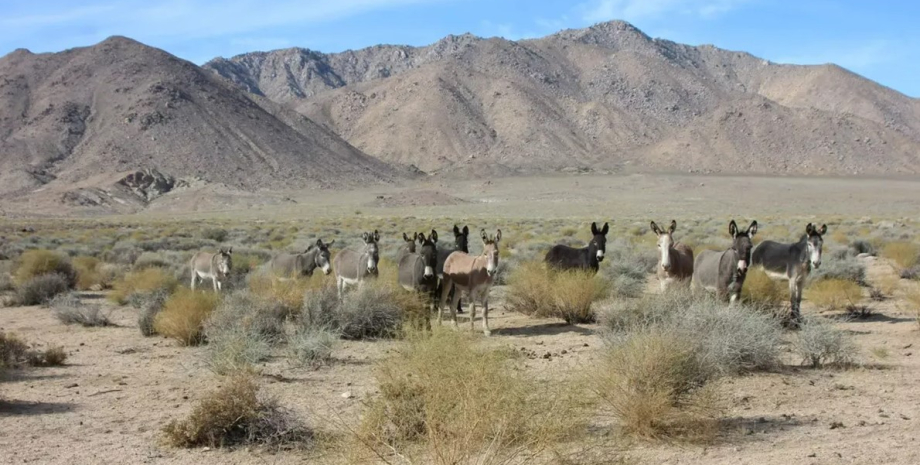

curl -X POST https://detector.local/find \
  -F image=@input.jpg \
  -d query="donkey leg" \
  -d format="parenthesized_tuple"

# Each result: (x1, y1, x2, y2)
(337, 277, 344, 299)
(190, 272, 197, 291)
(212, 276, 219, 292)
(482, 297, 491, 337)
(450, 287, 461, 329)
(438, 280, 451, 326)
(469, 300, 476, 332)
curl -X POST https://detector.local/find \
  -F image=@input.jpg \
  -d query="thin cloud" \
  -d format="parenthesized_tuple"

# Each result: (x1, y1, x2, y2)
(776, 40, 901, 70)
(581, 0, 749, 23)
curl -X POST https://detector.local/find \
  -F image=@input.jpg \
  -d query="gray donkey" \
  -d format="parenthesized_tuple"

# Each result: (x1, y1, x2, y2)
(190, 247, 232, 292)
(398, 231, 439, 312)
(692, 220, 758, 303)
(333, 230, 380, 297)
(270, 239, 335, 279)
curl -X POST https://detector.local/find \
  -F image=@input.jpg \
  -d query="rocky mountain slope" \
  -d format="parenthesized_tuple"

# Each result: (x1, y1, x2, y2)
(0, 36, 401, 209)
(206, 21, 920, 176)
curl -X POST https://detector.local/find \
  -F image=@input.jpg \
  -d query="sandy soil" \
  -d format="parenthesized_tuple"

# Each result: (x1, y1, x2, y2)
(2, 255, 919, 465)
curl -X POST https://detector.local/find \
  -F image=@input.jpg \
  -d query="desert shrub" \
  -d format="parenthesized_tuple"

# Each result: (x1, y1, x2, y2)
(1, 332, 67, 369)
(850, 240, 876, 256)
(102, 241, 142, 265)
(357, 329, 586, 463)
(248, 272, 322, 315)
(16, 273, 70, 305)
(881, 241, 920, 271)
(809, 255, 866, 285)
(590, 326, 721, 441)
(153, 288, 220, 346)
(901, 266, 920, 280)
(0, 260, 14, 292)
(742, 268, 786, 307)
(805, 278, 864, 310)
(133, 251, 174, 270)
(201, 227, 229, 242)
(332, 282, 405, 339)
(138, 290, 169, 337)
(72, 256, 105, 290)
(598, 290, 782, 375)
(110, 267, 178, 305)
(301, 283, 341, 328)
(14, 249, 76, 288)
(602, 260, 647, 299)
(203, 291, 288, 374)
(287, 326, 339, 368)
(163, 375, 312, 449)
(505, 262, 608, 323)
(50, 293, 111, 327)
(793, 316, 857, 368)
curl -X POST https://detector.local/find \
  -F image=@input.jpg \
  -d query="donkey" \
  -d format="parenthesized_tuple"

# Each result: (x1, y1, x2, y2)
(332, 230, 380, 298)
(692, 220, 758, 303)
(650, 220, 694, 292)
(440, 229, 501, 336)
(190, 247, 232, 292)
(545, 222, 608, 274)
(436, 225, 471, 314)
(398, 231, 440, 312)
(752, 223, 827, 321)
(396, 232, 418, 264)
(270, 239, 335, 279)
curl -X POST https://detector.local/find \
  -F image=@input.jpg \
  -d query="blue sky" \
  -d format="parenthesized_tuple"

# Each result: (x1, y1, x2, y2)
(1, 0, 918, 97)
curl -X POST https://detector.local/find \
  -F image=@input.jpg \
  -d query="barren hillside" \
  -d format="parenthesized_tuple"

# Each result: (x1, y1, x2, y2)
(206, 21, 920, 175)
(0, 37, 402, 209)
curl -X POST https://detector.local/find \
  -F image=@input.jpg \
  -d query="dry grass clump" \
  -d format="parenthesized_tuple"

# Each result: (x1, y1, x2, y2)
(287, 326, 339, 368)
(805, 278, 864, 311)
(163, 375, 312, 449)
(153, 288, 220, 346)
(14, 249, 76, 288)
(203, 290, 288, 374)
(332, 281, 412, 339)
(50, 293, 111, 327)
(15, 273, 71, 305)
(881, 241, 920, 271)
(742, 268, 786, 307)
(809, 255, 867, 285)
(1, 332, 67, 369)
(590, 327, 721, 441)
(505, 262, 608, 324)
(110, 267, 178, 306)
(138, 290, 169, 337)
(72, 256, 106, 290)
(356, 329, 588, 463)
(793, 316, 858, 368)
(248, 272, 324, 315)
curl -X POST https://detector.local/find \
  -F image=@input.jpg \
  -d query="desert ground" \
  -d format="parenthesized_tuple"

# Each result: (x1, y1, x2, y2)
(2, 173, 920, 465)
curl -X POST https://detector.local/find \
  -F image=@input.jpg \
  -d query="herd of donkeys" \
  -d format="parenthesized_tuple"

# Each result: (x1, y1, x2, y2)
(188, 220, 828, 335)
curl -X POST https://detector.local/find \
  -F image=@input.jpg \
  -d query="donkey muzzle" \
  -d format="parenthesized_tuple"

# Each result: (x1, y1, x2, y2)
(812, 260, 822, 269)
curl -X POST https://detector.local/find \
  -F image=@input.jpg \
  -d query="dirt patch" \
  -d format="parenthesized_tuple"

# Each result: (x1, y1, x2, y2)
(367, 189, 472, 208)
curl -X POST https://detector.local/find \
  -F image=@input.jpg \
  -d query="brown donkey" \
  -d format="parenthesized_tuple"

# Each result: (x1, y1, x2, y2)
(439, 229, 501, 336)
(650, 220, 694, 292)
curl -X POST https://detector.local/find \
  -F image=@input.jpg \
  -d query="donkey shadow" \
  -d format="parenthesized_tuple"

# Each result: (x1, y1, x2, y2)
(0, 399, 76, 416)
(493, 322, 594, 337)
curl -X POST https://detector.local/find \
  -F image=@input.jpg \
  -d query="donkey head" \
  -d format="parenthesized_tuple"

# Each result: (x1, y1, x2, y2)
(590, 222, 609, 262)
(805, 223, 827, 269)
(310, 239, 334, 275)
(480, 229, 502, 277)
(216, 247, 233, 276)
(402, 232, 418, 254)
(361, 230, 380, 274)
(650, 220, 677, 272)
(729, 220, 758, 273)
(417, 230, 439, 278)
(453, 224, 470, 253)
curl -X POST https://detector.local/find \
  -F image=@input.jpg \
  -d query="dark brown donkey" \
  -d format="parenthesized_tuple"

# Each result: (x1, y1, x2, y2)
(650, 220, 694, 292)
(545, 222, 608, 274)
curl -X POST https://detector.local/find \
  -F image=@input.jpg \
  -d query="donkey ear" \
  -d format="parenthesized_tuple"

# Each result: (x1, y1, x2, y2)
(374, 230, 380, 242)
(453, 224, 460, 235)
(650, 221, 660, 235)
(818, 224, 827, 235)
(226, 247, 232, 254)
(495, 229, 502, 242)
(591, 222, 599, 235)
(601, 222, 609, 235)
(430, 229, 438, 243)
(480, 228, 488, 243)
(805, 223, 814, 235)
(729, 220, 738, 237)
(462, 225, 469, 235)
(403, 232, 410, 242)
(747, 221, 758, 236)
(668, 220, 676, 234)
(327, 239, 335, 247)
(362, 232, 369, 242)
(417, 232, 426, 243)
(413, 232, 419, 241)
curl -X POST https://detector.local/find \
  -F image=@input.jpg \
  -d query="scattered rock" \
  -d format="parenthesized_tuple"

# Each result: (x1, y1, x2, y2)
(829, 421, 844, 429)
(341, 391, 354, 399)
(65, 383, 79, 389)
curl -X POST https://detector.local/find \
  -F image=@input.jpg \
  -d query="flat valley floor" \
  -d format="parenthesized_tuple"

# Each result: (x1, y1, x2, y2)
(2, 173, 920, 465)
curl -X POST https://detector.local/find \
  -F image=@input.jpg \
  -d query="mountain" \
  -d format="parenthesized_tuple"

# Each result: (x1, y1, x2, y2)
(0, 36, 402, 210)
(205, 21, 920, 176)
